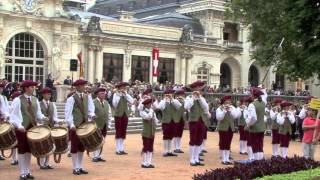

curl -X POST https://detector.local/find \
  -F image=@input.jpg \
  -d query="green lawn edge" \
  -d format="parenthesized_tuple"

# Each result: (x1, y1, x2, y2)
(254, 168, 320, 180)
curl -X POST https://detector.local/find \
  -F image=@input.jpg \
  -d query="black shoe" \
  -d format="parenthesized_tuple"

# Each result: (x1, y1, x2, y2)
(226, 161, 233, 165)
(73, 169, 81, 175)
(40, 166, 48, 170)
(240, 152, 248, 155)
(229, 156, 233, 160)
(190, 163, 197, 166)
(196, 162, 205, 166)
(174, 149, 184, 153)
(168, 152, 177, 157)
(79, 168, 88, 174)
(163, 153, 169, 157)
(120, 151, 128, 155)
(26, 173, 34, 179)
(92, 158, 99, 162)
(67, 153, 71, 158)
(141, 164, 149, 168)
(201, 150, 208, 153)
(11, 160, 18, 165)
(221, 161, 228, 165)
(19, 175, 28, 180)
(46, 165, 53, 169)
(199, 153, 204, 156)
(98, 157, 106, 162)
(148, 164, 155, 168)
(199, 158, 204, 162)
(116, 151, 122, 155)
(0, 156, 5, 160)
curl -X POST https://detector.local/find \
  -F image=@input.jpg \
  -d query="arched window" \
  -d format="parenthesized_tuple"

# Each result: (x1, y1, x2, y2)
(5, 33, 45, 83)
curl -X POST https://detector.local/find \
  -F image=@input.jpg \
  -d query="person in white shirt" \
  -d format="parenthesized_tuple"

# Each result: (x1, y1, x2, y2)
(9, 91, 22, 166)
(10, 80, 48, 180)
(246, 87, 267, 160)
(184, 81, 210, 166)
(158, 89, 182, 157)
(243, 96, 254, 160)
(277, 100, 295, 158)
(236, 97, 248, 156)
(0, 83, 13, 161)
(65, 79, 95, 175)
(112, 82, 133, 155)
(38, 87, 61, 170)
(216, 95, 239, 165)
(92, 87, 112, 162)
(139, 98, 160, 168)
(269, 98, 282, 157)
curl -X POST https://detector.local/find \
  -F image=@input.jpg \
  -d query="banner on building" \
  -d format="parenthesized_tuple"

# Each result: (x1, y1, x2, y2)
(77, 51, 84, 78)
(152, 48, 159, 77)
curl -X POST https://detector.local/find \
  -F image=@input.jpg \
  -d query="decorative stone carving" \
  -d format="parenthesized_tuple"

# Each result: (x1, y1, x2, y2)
(87, 16, 102, 33)
(180, 24, 193, 43)
(12, 0, 44, 16)
(52, 42, 62, 79)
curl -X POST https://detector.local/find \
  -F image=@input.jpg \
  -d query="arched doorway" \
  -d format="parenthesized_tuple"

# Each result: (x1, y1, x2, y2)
(220, 63, 231, 88)
(5, 33, 45, 83)
(248, 65, 259, 87)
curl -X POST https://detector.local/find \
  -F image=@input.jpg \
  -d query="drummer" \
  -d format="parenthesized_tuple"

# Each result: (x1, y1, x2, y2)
(92, 87, 112, 162)
(39, 87, 61, 169)
(65, 79, 95, 175)
(9, 91, 22, 166)
(0, 82, 12, 161)
(10, 80, 48, 180)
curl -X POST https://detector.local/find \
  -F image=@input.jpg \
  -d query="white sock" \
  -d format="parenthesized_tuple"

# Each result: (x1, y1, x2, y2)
(18, 154, 26, 175)
(253, 153, 259, 160)
(201, 140, 206, 151)
(226, 150, 231, 162)
(178, 138, 182, 150)
(25, 153, 31, 174)
(78, 152, 84, 169)
(272, 144, 279, 156)
(71, 153, 78, 169)
(247, 146, 254, 160)
(168, 140, 172, 153)
(12, 148, 17, 162)
(221, 150, 226, 162)
(142, 153, 147, 166)
(68, 141, 71, 154)
(243, 141, 247, 152)
(116, 139, 120, 152)
(240, 141, 243, 153)
(259, 152, 264, 160)
(147, 152, 152, 165)
(281, 148, 288, 158)
(195, 146, 200, 163)
(189, 146, 195, 163)
(121, 139, 125, 152)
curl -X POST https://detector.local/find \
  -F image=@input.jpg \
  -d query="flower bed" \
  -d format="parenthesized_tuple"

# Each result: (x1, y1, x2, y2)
(255, 168, 320, 180)
(193, 156, 320, 180)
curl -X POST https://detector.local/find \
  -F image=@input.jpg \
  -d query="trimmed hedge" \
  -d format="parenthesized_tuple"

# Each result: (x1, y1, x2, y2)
(193, 156, 320, 180)
(255, 168, 320, 180)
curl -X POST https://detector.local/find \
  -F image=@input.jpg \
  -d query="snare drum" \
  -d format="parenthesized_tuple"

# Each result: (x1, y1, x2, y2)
(27, 125, 55, 158)
(51, 127, 68, 154)
(76, 122, 104, 152)
(0, 122, 17, 150)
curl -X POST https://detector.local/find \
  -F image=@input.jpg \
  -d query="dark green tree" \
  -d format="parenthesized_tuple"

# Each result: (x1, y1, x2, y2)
(227, 0, 320, 80)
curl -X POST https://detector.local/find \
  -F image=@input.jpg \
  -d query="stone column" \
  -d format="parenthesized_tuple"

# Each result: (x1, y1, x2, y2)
(122, 49, 132, 82)
(185, 57, 191, 84)
(87, 46, 94, 83)
(95, 47, 103, 81)
(180, 56, 186, 84)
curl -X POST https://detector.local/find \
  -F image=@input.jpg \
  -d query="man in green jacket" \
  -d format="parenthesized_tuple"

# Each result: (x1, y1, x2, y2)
(92, 87, 112, 162)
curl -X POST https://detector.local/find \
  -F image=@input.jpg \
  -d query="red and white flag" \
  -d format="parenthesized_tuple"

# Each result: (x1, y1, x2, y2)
(152, 48, 159, 77)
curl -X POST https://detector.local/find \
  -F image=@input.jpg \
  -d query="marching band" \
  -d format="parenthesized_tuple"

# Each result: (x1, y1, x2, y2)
(0, 79, 318, 179)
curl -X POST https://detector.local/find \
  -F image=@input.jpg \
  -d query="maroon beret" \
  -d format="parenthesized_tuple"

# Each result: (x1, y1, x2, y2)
(11, 91, 22, 99)
(221, 95, 232, 104)
(189, 81, 205, 89)
(115, 82, 129, 88)
(20, 80, 37, 88)
(142, 98, 152, 105)
(252, 87, 264, 97)
(175, 89, 185, 95)
(73, 79, 87, 86)
(273, 98, 282, 104)
(164, 89, 175, 94)
(244, 96, 254, 103)
(143, 89, 152, 95)
(94, 87, 106, 95)
(40, 87, 52, 94)
(280, 100, 292, 108)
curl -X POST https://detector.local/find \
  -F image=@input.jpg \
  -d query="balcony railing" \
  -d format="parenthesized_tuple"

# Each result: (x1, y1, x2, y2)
(223, 40, 243, 49)
(193, 34, 218, 45)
